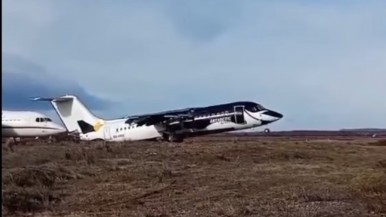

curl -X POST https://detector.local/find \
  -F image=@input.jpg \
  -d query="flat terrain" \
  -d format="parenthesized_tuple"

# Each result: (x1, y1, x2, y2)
(2, 136, 386, 217)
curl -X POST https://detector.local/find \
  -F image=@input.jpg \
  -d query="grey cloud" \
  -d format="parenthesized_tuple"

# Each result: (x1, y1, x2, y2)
(161, 0, 243, 43)
(2, 54, 115, 111)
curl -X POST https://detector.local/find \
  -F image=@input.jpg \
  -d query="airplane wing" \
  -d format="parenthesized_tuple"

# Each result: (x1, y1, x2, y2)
(125, 113, 195, 127)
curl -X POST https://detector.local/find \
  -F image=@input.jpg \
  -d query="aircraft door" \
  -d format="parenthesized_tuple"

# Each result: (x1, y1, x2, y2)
(104, 127, 112, 140)
(234, 106, 246, 124)
(40, 117, 48, 134)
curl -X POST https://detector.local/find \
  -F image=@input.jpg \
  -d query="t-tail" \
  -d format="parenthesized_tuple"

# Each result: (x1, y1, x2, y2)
(31, 95, 105, 135)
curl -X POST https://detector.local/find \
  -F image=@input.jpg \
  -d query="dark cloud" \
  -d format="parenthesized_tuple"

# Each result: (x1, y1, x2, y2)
(2, 54, 113, 111)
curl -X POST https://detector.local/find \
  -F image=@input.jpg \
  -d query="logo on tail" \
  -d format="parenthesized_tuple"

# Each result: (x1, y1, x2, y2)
(93, 120, 104, 131)
(77, 119, 105, 134)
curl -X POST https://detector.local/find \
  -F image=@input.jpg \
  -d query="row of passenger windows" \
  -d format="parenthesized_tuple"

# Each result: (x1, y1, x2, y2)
(3, 117, 53, 122)
(36, 117, 52, 122)
(196, 111, 230, 119)
(3, 119, 21, 122)
(116, 125, 137, 132)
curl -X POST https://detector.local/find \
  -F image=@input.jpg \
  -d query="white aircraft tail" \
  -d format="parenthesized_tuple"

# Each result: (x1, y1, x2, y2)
(32, 95, 104, 134)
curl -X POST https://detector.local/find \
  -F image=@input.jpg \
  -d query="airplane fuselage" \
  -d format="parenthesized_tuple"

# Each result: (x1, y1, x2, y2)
(2, 111, 66, 138)
(77, 101, 283, 142)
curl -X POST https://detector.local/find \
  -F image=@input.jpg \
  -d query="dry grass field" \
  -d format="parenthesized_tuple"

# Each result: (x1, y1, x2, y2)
(2, 136, 386, 217)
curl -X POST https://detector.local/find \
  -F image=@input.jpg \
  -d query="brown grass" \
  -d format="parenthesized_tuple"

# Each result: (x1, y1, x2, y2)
(2, 137, 386, 217)
(368, 140, 386, 146)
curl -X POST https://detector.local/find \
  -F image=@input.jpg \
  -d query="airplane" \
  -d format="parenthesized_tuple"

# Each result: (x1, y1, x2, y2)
(32, 94, 283, 143)
(2, 110, 67, 139)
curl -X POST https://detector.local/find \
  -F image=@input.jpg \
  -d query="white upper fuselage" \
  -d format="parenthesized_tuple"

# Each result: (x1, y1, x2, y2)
(2, 110, 66, 137)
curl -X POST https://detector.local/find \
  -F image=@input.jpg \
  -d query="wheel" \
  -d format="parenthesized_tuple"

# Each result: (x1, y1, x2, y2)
(264, 128, 270, 133)
(164, 133, 184, 143)
(173, 137, 184, 143)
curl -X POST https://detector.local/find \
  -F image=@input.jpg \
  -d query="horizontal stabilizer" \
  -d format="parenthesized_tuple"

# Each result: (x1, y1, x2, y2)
(30, 96, 73, 102)
(30, 97, 54, 101)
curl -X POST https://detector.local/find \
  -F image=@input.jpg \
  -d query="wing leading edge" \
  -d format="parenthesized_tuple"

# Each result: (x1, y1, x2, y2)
(125, 113, 195, 127)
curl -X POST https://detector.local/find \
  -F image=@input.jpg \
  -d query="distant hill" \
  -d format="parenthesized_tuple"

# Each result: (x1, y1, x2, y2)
(222, 129, 386, 138)
(340, 128, 386, 132)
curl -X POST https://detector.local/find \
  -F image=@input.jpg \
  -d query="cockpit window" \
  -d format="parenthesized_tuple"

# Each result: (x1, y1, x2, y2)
(256, 104, 265, 111)
(246, 103, 265, 112)
(36, 117, 50, 122)
(250, 106, 258, 112)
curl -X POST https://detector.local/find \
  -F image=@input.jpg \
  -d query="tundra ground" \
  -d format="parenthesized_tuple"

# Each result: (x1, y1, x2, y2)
(2, 136, 386, 217)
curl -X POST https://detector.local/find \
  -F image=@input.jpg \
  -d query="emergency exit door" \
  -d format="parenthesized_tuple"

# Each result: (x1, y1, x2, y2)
(234, 106, 246, 124)
(104, 127, 112, 140)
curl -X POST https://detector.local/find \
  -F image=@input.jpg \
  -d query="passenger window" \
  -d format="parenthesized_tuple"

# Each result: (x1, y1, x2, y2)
(36, 118, 40, 122)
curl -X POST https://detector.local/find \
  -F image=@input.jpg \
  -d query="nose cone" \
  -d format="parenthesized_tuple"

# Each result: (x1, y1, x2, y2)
(264, 110, 283, 119)
(261, 110, 283, 123)
(52, 123, 67, 134)
(58, 126, 67, 134)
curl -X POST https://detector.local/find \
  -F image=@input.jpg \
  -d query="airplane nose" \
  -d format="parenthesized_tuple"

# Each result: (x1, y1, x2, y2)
(264, 110, 283, 119)
(58, 127, 67, 133)
(54, 124, 67, 133)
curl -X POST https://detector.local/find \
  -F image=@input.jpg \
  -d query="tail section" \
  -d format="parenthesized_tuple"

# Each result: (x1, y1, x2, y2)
(77, 120, 96, 134)
(32, 95, 104, 134)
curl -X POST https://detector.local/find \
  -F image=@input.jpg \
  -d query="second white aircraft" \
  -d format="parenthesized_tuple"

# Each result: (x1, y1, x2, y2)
(2, 110, 66, 138)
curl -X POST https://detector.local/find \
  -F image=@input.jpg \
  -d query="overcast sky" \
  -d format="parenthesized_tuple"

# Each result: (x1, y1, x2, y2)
(2, 0, 386, 130)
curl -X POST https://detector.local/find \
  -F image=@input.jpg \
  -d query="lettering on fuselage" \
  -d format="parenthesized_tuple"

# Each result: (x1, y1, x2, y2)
(209, 116, 232, 124)
(113, 134, 124, 139)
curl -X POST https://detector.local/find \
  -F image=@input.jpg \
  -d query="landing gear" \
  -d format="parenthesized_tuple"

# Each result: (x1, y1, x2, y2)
(4, 137, 17, 152)
(163, 133, 184, 143)
(264, 128, 270, 133)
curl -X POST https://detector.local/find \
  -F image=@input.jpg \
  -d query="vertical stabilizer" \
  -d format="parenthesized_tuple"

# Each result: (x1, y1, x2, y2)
(33, 95, 104, 134)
